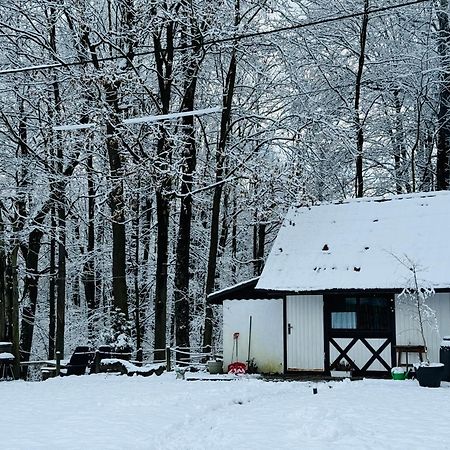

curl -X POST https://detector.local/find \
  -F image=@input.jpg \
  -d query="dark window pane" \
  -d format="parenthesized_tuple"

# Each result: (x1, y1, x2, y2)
(331, 297, 357, 312)
(359, 297, 390, 330)
(345, 298, 357, 310)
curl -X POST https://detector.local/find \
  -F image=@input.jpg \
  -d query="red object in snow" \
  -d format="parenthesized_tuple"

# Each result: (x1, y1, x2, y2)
(228, 361, 247, 375)
(228, 331, 246, 374)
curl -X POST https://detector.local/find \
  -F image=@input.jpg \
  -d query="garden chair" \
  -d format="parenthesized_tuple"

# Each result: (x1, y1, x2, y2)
(61, 346, 93, 376)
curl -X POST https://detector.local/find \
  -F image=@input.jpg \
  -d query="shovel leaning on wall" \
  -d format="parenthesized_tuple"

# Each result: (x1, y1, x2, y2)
(228, 332, 247, 374)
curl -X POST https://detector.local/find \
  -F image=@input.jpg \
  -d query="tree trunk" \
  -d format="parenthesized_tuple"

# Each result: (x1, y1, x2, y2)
(154, 189, 169, 361)
(218, 189, 229, 257)
(256, 223, 266, 276)
(436, 0, 450, 190)
(393, 89, 411, 193)
(72, 223, 82, 307)
(231, 195, 238, 278)
(0, 212, 6, 341)
(48, 208, 56, 359)
(6, 248, 20, 378)
(48, 4, 66, 358)
(83, 153, 97, 340)
(152, 17, 174, 362)
(203, 31, 238, 352)
(56, 200, 66, 358)
(354, 0, 369, 198)
(105, 82, 129, 318)
(418, 124, 434, 191)
(133, 190, 142, 358)
(173, 16, 203, 362)
(20, 226, 45, 363)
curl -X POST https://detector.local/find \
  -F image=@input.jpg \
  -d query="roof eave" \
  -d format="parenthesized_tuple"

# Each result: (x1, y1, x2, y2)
(208, 285, 450, 304)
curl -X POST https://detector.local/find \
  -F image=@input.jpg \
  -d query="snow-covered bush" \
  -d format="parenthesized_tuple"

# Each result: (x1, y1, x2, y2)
(102, 308, 134, 354)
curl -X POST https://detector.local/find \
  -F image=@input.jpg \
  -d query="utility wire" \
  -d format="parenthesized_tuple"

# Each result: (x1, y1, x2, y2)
(0, 0, 431, 76)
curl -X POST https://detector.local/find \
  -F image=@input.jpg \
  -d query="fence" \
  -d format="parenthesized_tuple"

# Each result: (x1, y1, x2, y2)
(17, 346, 223, 380)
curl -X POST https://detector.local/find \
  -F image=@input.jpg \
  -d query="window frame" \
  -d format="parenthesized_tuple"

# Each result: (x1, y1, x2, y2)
(325, 294, 394, 337)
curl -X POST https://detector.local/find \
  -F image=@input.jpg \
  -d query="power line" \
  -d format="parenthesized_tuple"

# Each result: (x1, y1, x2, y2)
(0, 0, 431, 76)
(53, 123, 95, 131)
(53, 106, 223, 131)
(122, 106, 223, 125)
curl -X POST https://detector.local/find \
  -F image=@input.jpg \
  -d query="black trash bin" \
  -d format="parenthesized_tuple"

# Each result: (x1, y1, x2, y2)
(440, 336, 450, 381)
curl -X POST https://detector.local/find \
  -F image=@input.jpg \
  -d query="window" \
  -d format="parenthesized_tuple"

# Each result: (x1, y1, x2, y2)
(359, 298, 391, 331)
(331, 297, 357, 329)
(329, 296, 391, 331)
(332, 312, 356, 329)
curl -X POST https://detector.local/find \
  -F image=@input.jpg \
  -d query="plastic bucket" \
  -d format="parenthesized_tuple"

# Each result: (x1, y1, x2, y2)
(207, 360, 223, 375)
(392, 371, 407, 380)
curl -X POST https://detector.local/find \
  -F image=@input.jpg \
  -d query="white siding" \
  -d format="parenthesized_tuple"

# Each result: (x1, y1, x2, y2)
(223, 299, 284, 374)
(395, 292, 450, 363)
(286, 295, 324, 370)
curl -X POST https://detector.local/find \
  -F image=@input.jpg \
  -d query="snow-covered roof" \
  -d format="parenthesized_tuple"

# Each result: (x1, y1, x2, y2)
(209, 277, 260, 299)
(257, 191, 450, 292)
(208, 277, 276, 304)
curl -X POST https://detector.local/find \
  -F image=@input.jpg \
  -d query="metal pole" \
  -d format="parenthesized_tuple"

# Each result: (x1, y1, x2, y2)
(247, 315, 253, 366)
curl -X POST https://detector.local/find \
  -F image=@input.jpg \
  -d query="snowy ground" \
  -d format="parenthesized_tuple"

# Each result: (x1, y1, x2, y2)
(2, 374, 450, 449)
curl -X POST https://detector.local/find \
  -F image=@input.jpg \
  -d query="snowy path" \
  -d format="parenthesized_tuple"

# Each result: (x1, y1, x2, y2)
(1, 374, 449, 449)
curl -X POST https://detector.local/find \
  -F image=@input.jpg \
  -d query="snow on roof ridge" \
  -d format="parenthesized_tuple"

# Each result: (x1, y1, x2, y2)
(294, 190, 447, 209)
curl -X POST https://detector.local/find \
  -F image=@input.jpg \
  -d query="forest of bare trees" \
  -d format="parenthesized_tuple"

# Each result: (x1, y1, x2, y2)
(0, 0, 448, 376)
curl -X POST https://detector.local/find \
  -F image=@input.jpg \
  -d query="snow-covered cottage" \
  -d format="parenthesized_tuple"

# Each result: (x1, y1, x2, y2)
(209, 191, 450, 376)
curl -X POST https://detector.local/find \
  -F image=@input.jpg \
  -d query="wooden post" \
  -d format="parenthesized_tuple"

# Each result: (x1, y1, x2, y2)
(94, 350, 100, 374)
(136, 348, 143, 365)
(56, 351, 61, 376)
(166, 347, 171, 372)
